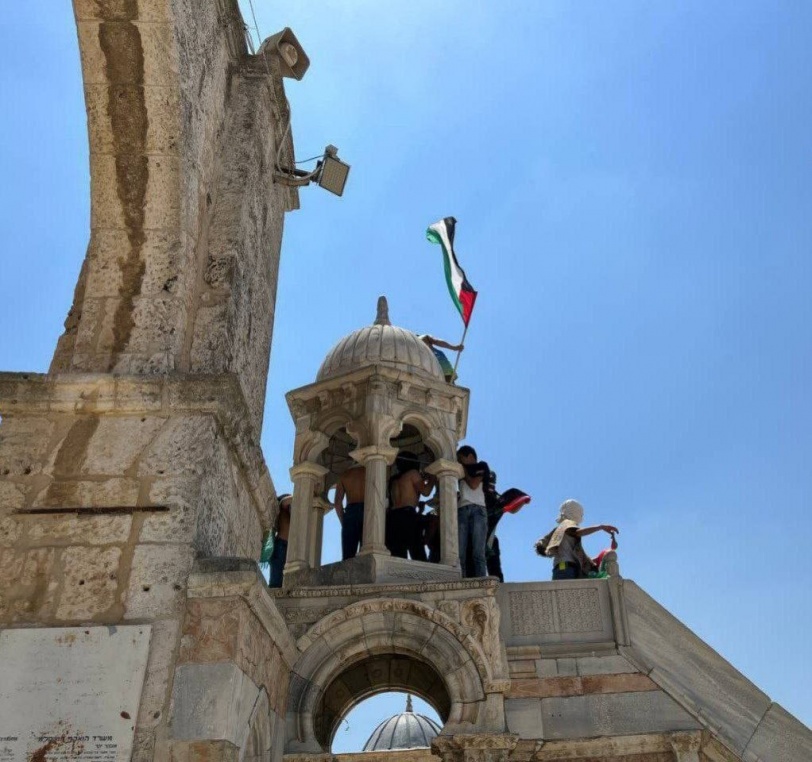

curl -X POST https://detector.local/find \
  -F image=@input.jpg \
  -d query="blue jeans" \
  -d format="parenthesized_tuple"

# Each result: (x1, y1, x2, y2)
(458, 503, 487, 577)
(342, 502, 364, 560)
(269, 539, 287, 588)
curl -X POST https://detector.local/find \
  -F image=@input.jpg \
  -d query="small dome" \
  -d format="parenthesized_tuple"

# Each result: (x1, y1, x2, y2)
(362, 696, 441, 752)
(316, 297, 445, 382)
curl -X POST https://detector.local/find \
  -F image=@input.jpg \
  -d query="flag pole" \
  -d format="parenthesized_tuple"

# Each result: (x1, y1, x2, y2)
(452, 322, 469, 379)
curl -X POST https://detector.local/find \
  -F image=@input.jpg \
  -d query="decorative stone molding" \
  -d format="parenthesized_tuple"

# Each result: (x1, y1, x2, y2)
(431, 733, 518, 762)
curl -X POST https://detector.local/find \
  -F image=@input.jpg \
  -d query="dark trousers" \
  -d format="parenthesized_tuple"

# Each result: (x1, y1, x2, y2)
(269, 539, 287, 588)
(386, 506, 426, 560)
(552, 562, 581, 580)
(341, 502, 364, 560)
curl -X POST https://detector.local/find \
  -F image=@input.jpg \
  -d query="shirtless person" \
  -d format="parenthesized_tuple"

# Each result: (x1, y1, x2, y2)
(386, 452, 436, 560)
(334, 465, 366, 560)
(419, 335, 464, 383)
(268, 493, 292, 588)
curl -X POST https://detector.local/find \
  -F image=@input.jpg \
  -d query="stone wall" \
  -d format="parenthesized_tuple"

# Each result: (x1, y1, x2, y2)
(52, 0, 296, 433)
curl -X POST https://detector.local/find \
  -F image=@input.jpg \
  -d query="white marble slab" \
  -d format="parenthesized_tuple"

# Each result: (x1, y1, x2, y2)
(0, 625, 151, 762)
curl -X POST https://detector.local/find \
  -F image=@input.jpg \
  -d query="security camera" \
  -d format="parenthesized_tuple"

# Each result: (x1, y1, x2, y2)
(259, 27, 310, 80)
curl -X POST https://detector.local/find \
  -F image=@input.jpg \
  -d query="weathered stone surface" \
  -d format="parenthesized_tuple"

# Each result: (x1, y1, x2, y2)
(137, 618, 181, 729)
(0, 547, 57, 622)
(56, 545, 122, 620)
(125, 543, 195, 618)
(78, 416, 166, 475)
(624, 581, 772, 756)
(742, 702, 812, 762)
(169, 662, 263, 746)
(507, 673, 657, 699)
(541, 691, 702, 740)
(26, 513, 133, 546)
(505, 698, 544, 738)
(0, 416, 56, 476)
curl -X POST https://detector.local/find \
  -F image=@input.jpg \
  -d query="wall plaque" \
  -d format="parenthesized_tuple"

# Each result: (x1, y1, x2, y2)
(0, 626, 151, 762)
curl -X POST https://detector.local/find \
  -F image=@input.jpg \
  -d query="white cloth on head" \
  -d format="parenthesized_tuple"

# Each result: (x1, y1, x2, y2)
(545, 499, 584, 556)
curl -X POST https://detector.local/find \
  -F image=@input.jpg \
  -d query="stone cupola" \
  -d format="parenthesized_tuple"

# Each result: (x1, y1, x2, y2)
(282, 297, 469, 587)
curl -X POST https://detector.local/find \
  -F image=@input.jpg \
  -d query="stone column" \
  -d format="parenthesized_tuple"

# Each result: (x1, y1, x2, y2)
(425, 458, 464, 568)
(307, 496, 332, 568)
(350, 445, 398, 556)
(285, 462, 328, 574)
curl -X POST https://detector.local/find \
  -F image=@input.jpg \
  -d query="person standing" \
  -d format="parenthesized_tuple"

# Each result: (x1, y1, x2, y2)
(268, 493, 292, 588)
(333, 465, 367, 560)
(387, 451, 436, 559)
(457, 445, 489, 577)
(535, 499, 618, 580)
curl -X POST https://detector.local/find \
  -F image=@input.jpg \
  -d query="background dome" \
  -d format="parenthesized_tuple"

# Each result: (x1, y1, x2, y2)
(362, 696, 441, 751)
(316, 297, 445, 382)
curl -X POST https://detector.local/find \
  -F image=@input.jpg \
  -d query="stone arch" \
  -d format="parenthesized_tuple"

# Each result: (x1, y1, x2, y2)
(399, 409, 456, 462)
(287, 598, 492, 753)
(318, 656, 448, 751)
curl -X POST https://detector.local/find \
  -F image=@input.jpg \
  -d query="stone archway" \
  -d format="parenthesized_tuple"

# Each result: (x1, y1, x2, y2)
(317, 654, 450, 750)
(286, 597, 503, 753)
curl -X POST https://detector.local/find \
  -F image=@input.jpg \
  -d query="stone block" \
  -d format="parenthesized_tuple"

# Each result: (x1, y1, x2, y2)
(137, 618, 181, 728)
(0, 547, 57, 621)
(742, 703, 812, 762)
(0, 513, 23, 545)
(0, 416, 55, 476)
(540, 691, 701, 740)
(85, 83, 181, 157)
(555, 658, 577, 676)
(90, 153, 181, 232)
(505, 698, 544, 739)
(624, 581, 772, 756)
(77, 415, 166, 475)
(535, 659, 558, 678)
(125, 543, 195, 619)
(26, 513, 133, 546)
(138, 416, 218, 476)
(180, 598, 242, 664)
(34, 476, 141, 508)
(76, 20, 178, 88)
(170, 662, 261, 747)
(55, 545, 122, 620)
(576, 653, 636, 675)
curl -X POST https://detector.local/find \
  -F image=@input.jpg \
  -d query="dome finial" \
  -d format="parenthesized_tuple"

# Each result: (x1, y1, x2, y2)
(374, 295, 391, 326)
(406, 694, 413, 713)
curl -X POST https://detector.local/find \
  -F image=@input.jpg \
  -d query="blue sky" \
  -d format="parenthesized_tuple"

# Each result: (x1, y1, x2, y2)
(1, 0, 810, 749)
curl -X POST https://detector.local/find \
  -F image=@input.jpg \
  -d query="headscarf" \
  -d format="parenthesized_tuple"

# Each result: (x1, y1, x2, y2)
(543, 499, 583, 556)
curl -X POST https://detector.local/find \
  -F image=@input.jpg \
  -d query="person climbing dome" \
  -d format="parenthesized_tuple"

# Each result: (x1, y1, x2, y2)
(535, 499, 618, 580)
(418, 334, 463, 383)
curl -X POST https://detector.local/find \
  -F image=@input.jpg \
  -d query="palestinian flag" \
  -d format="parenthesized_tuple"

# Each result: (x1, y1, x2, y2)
(426, 217, 478, 326)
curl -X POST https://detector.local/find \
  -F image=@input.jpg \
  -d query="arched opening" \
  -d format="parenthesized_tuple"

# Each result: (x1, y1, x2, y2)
(332, 691, 442, 754)
(320, 426, 359, 565)
(315, 653, 450, 752)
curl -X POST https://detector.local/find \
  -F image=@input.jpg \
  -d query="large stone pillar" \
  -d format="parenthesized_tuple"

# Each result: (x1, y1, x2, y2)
(350, 445, 397, 556)
(426, 459, 464, 568)
(285, 462, 328, 575)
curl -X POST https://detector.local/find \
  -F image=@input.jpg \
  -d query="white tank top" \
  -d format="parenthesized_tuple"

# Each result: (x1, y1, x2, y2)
(459, 479, 485, 507)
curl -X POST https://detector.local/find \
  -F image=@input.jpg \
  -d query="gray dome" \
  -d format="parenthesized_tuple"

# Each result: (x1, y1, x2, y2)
(362, 697, 441, 751)
(316, 297, 445, 383)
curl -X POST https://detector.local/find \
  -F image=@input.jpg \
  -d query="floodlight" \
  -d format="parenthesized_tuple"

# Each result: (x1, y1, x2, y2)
(317, 146, 350, 197)
(274, 145, 351, 197)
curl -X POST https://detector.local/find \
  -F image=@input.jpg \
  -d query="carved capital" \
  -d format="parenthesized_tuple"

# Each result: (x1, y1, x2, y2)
(290, 462, 329, 481)
(432, 733, 518, 762)
(349, 445, 398, 466)
(425, 458, 464, 478)
(669, 732, 702, 761)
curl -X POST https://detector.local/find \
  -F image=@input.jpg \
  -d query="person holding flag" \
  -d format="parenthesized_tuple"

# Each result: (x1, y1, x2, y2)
(426, 217, 478, 380)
